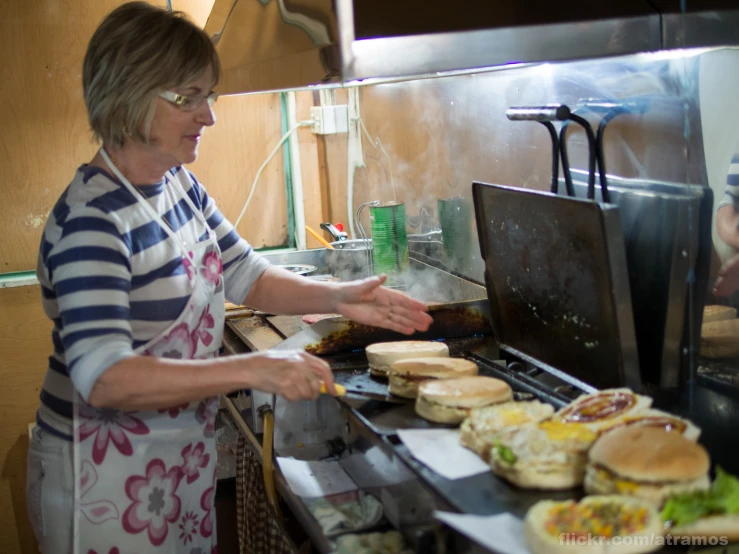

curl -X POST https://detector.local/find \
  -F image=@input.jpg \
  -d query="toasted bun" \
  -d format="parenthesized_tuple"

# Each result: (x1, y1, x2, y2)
(388, 358, 479, 398)
(524, 496, 663, 554)
(460, 401, 555, 462)
(701, 318, 739, 358)
(366, 341, 449, 377)
(703, 305, 737, 324)
(597, 408, 701, 442)
(418, 376, 511, 408)
(553, 388, 652, 431)
(584, 464, 711, 506)
(589, 426, 710, 483)
(415, 394, 467, 424)
(669, 514, 739, 542)
(491, 460, 586, 490)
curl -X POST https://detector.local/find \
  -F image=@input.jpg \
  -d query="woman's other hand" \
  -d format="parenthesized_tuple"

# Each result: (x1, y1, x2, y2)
(244, 350, 336, 402)
(332, 275, 433, 335)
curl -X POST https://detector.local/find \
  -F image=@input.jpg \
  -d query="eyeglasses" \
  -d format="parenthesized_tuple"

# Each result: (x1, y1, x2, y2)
(158, 90, 218, 112)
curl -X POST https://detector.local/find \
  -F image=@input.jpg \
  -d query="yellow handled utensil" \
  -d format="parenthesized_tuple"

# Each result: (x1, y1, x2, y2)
(306, 225, 335, 249)
(320, 382, 346, 396)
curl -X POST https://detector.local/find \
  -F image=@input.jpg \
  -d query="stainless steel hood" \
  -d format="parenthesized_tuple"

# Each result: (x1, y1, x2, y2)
(205, 1, 739, 95)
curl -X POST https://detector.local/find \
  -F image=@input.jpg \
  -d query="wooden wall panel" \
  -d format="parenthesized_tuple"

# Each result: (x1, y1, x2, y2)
(188, 93, 288, 249)
(0, 286, 53, 553)
(1, 0, 287, 274)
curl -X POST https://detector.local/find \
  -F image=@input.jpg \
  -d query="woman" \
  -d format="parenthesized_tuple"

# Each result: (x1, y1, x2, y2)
(26, 3, 432, 553)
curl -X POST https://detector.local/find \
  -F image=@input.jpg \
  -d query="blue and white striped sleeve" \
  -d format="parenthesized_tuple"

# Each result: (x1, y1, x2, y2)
(47, 206, 135, 401)
(718, 154, 739, 210)
(188, 173, 271, 305)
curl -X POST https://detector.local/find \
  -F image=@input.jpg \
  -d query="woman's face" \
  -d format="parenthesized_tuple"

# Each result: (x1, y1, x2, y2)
(146, 65, 216, 166)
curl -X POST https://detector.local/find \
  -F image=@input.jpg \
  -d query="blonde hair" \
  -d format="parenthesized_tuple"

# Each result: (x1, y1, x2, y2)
(82, 2, 220, 146)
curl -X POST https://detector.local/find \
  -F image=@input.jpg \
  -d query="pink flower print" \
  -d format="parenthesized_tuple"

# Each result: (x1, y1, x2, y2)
(178, 511, 200, 545)
(78, 403, 149, 465)
(201, 251, 223, 285)
(79, 460, 119, 525)
(199, 482, 215, 538)
(123, 459, 183, 547)
(182, 253, 196, 281)
(192, 305, 215, 347)
(195, 397, 219, 438)
(158, 403, 190, 418)
(146, 322, 196, 360)
(181, 442, 210, 484)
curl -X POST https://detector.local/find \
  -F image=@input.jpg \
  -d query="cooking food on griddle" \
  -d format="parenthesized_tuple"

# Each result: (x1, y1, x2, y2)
(388, 357, 479, 398)
(413, 375, 512, 423)
(460, 400, 555, 462)
(596, 408, 701, 441)
(551, 388, 652, 432)
(584, 426, 711, 506)
(703, 304, 737, 323)
(365, 341, 449, 377)
(661, 467, 739, 543)
(524, 495, 663, 554)
(488, 420, 597, 490)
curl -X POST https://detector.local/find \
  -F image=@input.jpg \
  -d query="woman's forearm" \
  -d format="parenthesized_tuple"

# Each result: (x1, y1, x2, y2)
(243, 265, 341, 315)
(717, 205, 739, 250)
(88, 355, 249, 411)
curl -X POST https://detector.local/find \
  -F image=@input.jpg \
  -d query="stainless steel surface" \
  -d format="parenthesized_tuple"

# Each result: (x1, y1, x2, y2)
(473, 182, 641, 391)
(326, 239, 371, 281)
(567, 169, 713, 390)
(208, 0, 739, 95)
(274, 263, 317, 276)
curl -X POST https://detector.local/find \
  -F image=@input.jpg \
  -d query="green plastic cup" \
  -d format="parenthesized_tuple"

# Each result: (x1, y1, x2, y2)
(369, 201, 409, 286)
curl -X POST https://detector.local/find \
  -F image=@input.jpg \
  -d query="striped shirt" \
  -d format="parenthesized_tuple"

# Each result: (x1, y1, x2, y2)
(718, 154, 739, 210)
(36, 164, 271, 440)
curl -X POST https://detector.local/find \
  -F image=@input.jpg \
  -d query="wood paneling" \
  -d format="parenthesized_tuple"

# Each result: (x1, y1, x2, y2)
(188, 93, 288, 249)
(1, 0, 288, 274)
(0, 286, 53, 553)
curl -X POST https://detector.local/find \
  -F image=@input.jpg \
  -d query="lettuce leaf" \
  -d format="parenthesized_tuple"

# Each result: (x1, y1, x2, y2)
(494, 441, 517, 465)
(661, 466, 739, 526)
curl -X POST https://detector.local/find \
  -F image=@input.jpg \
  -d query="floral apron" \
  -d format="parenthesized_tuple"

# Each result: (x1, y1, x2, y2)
(73, 150, 225, 554)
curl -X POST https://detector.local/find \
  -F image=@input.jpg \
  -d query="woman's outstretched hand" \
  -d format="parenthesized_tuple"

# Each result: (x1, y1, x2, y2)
(331, 275, 433, 335)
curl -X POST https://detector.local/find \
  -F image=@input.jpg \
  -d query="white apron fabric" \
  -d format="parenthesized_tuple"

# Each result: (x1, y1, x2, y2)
(69, 149, 226, 554)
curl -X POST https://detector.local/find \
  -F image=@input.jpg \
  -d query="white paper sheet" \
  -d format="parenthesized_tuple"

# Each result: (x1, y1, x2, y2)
(276, 457, 358, 498)
(435, 511, 531, 554)
(396, 428, 490, 480)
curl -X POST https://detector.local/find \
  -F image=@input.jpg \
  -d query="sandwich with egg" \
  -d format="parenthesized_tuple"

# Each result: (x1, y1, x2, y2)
(524, 495, 663, 554)
(365, 341, 449, 378)
(584, 426, 711, 505)
(414, 376, 513, 423)
(388, 357, 479, 398)
(459, 400, 555, 462)
(488, 419, 598, 489)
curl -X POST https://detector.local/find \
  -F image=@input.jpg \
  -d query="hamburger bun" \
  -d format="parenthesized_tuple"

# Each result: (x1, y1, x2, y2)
(585, 426, 710, 505)
(553, 388, 652, 432)
(701, 318, 739, 358)
(668, 514, 739, 542)
(524, 495, 663, 554)
(703, 305, 737, 324)
(460, 400, 555, 462)
(365, 341, 449, 377)
(389, 358, 479, 398)
(414, 376, 512, 422)
(597, 408, 701, 442)
(489, 421, 597, 490)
